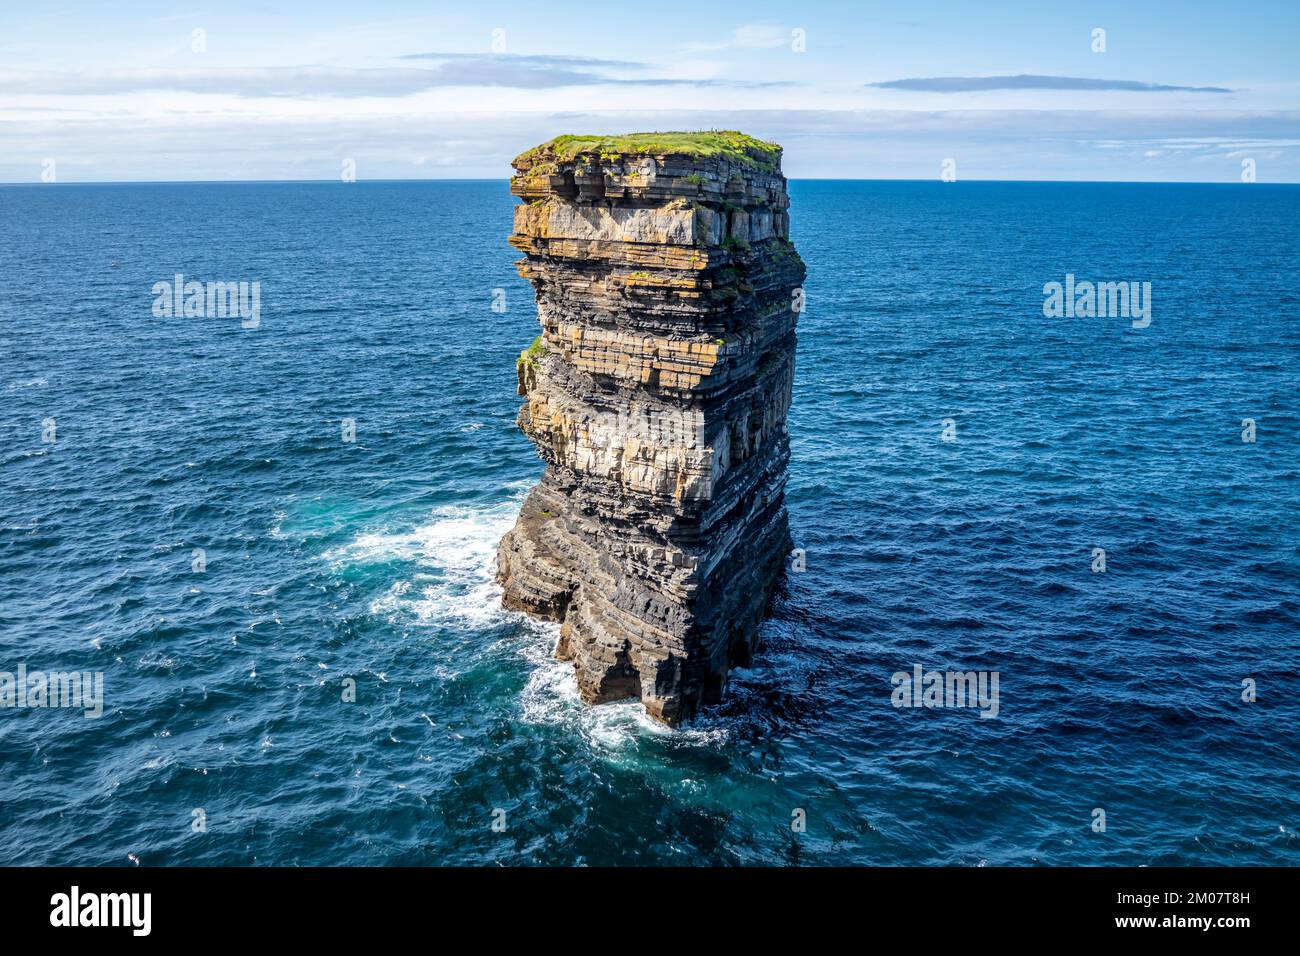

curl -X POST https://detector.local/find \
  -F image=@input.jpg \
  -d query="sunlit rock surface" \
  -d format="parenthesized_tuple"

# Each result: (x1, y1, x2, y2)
(497, 132, 805, 725)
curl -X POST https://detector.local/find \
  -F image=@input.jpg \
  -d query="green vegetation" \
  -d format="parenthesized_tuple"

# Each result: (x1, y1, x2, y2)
(516, 131, 781, 173)
(684, 173, 705, 186)
(767, 239, 806, 269)
(517, 334, 547, 372)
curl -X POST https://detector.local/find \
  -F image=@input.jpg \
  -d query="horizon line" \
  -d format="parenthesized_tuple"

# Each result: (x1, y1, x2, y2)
(2, 176, 1295, 187)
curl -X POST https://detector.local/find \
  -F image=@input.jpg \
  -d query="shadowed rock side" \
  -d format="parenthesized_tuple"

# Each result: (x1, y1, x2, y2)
(496, 131, 805, 725)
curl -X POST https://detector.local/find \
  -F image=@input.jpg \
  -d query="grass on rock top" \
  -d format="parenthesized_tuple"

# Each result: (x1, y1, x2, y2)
(517, 335, 547, 372)
(514, 131, 782, 173)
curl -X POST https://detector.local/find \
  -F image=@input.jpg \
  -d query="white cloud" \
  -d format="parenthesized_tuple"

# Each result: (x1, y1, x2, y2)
(680, 24, 789, 54)
(4, 108, 1298, 182)
(0, 61, 793, 100)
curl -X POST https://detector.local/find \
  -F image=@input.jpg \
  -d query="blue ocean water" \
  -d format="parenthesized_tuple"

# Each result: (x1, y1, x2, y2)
(1, 179, 1297, 866)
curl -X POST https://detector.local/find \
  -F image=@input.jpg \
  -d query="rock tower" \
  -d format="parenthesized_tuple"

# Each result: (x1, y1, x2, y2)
(497, 131, 805, 724)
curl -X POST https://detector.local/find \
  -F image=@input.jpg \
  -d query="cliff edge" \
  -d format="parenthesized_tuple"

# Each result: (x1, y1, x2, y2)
(496, 131, 805, 725)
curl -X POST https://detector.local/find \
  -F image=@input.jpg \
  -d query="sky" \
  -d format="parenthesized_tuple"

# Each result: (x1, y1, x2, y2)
(2, 0, 1298, 182)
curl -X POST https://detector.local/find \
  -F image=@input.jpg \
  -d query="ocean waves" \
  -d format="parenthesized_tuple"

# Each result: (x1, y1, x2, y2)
(1, 180, 1297, 865)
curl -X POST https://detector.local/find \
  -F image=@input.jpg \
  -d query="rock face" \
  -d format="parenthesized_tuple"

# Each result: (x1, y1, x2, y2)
(496, 132, 805, 725)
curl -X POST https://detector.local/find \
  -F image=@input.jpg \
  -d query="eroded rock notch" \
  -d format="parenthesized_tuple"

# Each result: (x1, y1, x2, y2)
(497, 131, 805, 725)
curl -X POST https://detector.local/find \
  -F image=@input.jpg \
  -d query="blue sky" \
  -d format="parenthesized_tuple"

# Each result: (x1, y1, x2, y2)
(2, 0, 1298, 181)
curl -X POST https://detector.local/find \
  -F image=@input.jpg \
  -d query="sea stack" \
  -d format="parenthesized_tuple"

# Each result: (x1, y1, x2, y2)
(497, 132, 805, 725)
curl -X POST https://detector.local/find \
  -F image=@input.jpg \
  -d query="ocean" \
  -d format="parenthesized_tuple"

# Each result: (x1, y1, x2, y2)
(1, 179, 1297, 865)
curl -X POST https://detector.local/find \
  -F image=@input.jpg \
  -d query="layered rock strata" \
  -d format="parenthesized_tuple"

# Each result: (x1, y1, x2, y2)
(496, 132, 805, 725)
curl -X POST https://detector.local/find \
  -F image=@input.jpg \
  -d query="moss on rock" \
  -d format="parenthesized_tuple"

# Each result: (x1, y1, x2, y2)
(515, 130, 782, 174)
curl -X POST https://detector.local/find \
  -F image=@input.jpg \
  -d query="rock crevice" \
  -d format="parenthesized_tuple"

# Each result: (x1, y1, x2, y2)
(497, 132, 805, 725)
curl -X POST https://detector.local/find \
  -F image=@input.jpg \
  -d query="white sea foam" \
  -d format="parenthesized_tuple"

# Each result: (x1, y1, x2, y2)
(518, 648, 670, 751)
(7, 377, 47, 390)
(327, 500, 520, 629)
(516, 626, 729, 750)
(331, 493, 727, 749)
